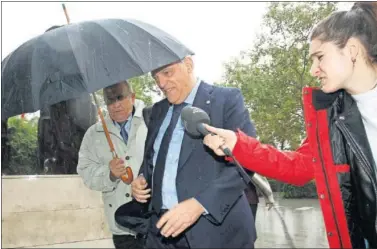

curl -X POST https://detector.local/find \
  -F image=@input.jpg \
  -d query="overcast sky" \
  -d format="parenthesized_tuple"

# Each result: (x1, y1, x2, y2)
(1, 2, 353, 83)
(2, 1, 269, 83)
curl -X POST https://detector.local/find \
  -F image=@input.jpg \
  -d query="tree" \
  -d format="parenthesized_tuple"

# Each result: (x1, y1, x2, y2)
(221, 2, 337, 150)
(6, 117, 39, 175)
(129, 74, 161, 106)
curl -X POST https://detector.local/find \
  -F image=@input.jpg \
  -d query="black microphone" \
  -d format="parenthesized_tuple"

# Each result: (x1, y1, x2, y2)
(181, 106, 251, 184)
(180, 105, 210, 135)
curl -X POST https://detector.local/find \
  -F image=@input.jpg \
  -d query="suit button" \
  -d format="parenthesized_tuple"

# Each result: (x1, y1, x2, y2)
(109, 204, 112, 207)
(125, 156, 130, 160)
(126, 193, 130, 197)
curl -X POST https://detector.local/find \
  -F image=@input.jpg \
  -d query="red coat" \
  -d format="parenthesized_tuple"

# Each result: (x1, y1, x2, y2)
(231, 87, 377, 248)
(232, 133, 314, 186)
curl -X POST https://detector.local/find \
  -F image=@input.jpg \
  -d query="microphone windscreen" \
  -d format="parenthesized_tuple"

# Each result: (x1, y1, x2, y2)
(181, 106, 210, 136)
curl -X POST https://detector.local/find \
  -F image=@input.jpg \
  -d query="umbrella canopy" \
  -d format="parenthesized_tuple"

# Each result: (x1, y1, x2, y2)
(1, 18, 194, 120)
(114, 200, 154, 235)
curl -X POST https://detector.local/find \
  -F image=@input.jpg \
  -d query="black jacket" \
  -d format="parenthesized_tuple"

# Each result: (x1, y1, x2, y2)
(312, 89, 377, 248)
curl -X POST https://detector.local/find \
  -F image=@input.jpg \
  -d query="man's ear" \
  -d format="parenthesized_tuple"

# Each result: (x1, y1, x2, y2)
(183, 56, 194, 73)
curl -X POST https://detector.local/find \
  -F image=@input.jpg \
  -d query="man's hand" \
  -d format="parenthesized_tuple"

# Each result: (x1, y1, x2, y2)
(131, 175, 151, 203)
(156, 198, 205, 238)
(109, 158, 129, 179)
(203, 124, 238, 156)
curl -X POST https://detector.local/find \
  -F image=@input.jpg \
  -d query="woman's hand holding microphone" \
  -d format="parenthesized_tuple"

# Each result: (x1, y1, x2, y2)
(202, 124, 238, 156)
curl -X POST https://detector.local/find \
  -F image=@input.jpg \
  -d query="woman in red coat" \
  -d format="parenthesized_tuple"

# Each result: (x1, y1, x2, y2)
(203, 2, 377, 249)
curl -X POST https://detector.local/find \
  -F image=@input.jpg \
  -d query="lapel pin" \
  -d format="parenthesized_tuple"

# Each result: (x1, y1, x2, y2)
(206, 100, 210, 104)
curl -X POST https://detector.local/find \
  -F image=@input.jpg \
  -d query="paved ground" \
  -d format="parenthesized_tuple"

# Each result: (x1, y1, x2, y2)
(28, 239, 114, 248)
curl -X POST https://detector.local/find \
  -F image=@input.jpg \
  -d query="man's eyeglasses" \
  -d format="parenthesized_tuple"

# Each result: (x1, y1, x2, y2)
(104, 94, 131, 105)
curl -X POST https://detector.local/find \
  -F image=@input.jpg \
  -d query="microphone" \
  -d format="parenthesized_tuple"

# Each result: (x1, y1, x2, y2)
(180, 106, 211, 136)
(181, 106, 251, 184)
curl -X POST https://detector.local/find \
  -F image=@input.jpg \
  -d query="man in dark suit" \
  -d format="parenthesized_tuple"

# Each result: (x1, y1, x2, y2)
(131, 56, 257, 248)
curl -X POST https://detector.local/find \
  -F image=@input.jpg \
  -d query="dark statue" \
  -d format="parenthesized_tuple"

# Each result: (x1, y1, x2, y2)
(1, 119, 12, 174)
(38, 95, 97, 174)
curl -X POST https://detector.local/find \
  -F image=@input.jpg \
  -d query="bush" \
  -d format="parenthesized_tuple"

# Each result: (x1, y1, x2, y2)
(6, 117, 39, 175)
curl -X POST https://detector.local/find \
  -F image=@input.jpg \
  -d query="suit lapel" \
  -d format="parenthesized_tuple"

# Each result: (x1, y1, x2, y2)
(144, 99, 170, 185)
(178, 82, 213, 172)
(146, 100, 170, 154)
(95, 116, 123, 140)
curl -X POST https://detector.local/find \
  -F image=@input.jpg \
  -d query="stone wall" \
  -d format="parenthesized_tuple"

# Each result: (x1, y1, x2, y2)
(1, 175, 112, 248)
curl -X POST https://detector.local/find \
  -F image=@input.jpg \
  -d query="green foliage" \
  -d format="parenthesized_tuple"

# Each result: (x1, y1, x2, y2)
(128, 74, 160, 106)
(268, 179, 318, 198)
(7, 117, 39, 174)
(221, 2, 337, 150)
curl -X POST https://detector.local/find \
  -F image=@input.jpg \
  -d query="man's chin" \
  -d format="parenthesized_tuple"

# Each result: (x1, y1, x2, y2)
(167, 96, 184, 105)
(111, 115, 128, 123)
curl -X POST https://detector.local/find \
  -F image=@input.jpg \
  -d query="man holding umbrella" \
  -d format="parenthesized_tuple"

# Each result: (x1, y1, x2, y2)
(77, 81, 148, 249)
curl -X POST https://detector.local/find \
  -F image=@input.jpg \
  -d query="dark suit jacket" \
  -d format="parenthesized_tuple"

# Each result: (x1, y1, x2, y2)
(140, 81, 257, 248)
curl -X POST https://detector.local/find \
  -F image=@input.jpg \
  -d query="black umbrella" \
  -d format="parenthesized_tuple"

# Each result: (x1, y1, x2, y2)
(114, 200, 155, 235)
(1, 18, 194, 120)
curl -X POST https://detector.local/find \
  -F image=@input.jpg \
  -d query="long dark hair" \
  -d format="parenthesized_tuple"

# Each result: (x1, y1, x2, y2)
(310, 2, 377, 64)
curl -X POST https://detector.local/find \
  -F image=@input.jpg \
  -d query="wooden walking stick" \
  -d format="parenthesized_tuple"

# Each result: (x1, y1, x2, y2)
(61, 3, 133, 184)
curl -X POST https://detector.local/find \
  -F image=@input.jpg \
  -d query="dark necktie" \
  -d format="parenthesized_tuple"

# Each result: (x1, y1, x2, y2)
(120, 122, 128, 144)
(152, 102, 187, 212)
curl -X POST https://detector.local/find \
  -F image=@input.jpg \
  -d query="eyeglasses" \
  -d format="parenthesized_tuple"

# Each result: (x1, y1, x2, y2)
(104, 94, 131, 105)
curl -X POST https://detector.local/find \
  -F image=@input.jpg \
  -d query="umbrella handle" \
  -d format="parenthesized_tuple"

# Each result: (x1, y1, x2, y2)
(92, 93, 134, 185)
(121, 168, 134, 184)
(98, 107, 134, 184)
(97, 107, 134, 185)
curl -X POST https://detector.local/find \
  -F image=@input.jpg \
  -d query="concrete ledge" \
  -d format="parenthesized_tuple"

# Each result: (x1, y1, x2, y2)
(2, 175, 112, 248)
(2, 175, 103, 213)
